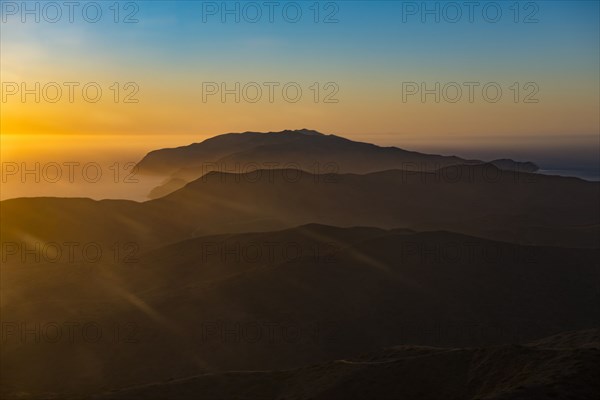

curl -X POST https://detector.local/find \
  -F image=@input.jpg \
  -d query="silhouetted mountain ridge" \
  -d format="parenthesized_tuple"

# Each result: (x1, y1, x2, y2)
(135, 130, 540, 198)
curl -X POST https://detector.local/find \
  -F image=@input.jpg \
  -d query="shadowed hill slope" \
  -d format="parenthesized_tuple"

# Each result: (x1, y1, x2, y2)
(96, 329, 600, 400)
(149, 165, 599, 247)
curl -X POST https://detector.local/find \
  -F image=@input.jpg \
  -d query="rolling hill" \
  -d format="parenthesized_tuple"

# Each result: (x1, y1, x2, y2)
(2, 166, 598, 251)
(2, 225, 598, 398)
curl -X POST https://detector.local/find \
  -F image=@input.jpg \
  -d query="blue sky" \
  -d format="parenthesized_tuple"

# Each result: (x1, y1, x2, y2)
(1, 1, 599, 171)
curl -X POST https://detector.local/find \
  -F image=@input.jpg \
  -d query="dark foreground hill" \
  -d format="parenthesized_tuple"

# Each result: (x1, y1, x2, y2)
(2, 225, 598, 398)
(95, 329, 600, 400)
(134, 129, 539, 198)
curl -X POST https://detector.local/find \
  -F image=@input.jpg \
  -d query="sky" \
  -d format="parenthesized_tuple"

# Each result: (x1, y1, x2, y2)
(1, 0, 599, 183)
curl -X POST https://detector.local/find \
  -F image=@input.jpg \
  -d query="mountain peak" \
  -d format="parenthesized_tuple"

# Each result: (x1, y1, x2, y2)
(273, 129, 324, 136)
